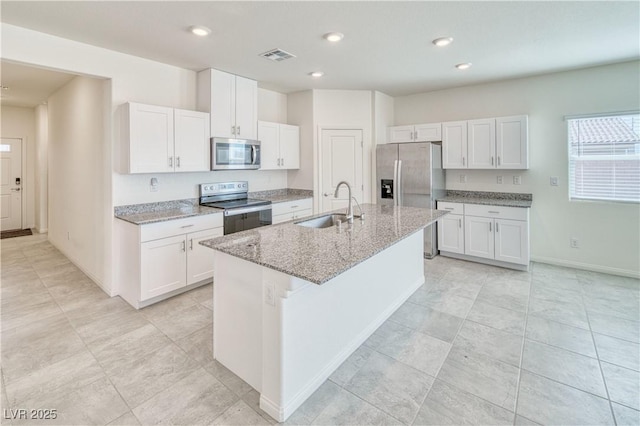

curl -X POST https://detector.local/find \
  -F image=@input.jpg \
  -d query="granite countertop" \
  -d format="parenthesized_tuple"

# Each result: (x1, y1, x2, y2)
(114, 199, 221, 225)
(250, 188, 313, 204)
(200, 203, 447, 285)
(437, 190, 532, 208)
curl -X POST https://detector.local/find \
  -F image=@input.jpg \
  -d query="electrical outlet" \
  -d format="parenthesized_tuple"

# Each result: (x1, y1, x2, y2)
(460, 174, 467, 183)
(150, 177, 159, 192)
(570, 238, 579, 248)
(264, 283, 275, 306)
(550, 177, 559, 186)
(513, 175, 522, 185)
(497, 176, 503, 184)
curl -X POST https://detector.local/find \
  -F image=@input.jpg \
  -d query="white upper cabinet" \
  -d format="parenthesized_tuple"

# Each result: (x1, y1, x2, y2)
(415, 123, 442, 142)
(467, 118, 496, 169)
(442, 121, 468, 169)
(442, 115, 528, 169)
(120, 102, 209, 174)
(173, 108, 210, 172)
(198, 69, 258, 140)
(257, 121, 300, 170)
(388, 123, 442, 143)
(496, 115, 528, 169)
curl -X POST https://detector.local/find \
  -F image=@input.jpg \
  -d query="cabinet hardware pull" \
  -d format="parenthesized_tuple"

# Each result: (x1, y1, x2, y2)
(232, 125, 236, 135)
(462, 157, 465, 166)
(458, 218, 462, 228)
(489, 222, 492, 232)
(498, 156, 501, 166)
(169, 157, 173, 167)
(496, 222, 499, 232)
(491, 156, 494, 166)
(190, 239, 193, 250)
(180, 224, 194, 228)
(444, 207, 454, 210)
(291, 205, 298, 209)
(176, 156, 180, 167)
(181, 241, 186, 252)
(281, 158, 284, 166)
(488, 211, 500, 214)
(237, 126, 241, 135)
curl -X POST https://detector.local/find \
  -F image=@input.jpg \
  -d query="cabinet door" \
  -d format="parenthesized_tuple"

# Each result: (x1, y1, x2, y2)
(388, 125, 415, 143)
(442, 121, 467, 169)
(210, 70, 236, 138)
(128, 103, 174, 173)
(467, 118, 496, 169)
(140, 235, 186, 300)
(494, 219, 529, 265)
(437, 213, 464, 254)
(496, 115, 528, 169)
(415, 123, 442, 142)
(174, 109, 210, 172)
(234, 76, 258, 139)
(464, 216, 494, 260)
(279, 124, 300, 169)
(186, 227, 223, 285)
(257, 121, 280, 170)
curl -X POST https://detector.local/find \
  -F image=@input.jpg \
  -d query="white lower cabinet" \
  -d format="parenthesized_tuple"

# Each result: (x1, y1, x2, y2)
(437, 203, 465, 254)
(272, 198, 313, 224)
(438, 201, 529, 269)
(116, 213, 223, 308)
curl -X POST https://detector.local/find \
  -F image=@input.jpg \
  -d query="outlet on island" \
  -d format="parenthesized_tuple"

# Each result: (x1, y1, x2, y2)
(459, 174, 467, 183)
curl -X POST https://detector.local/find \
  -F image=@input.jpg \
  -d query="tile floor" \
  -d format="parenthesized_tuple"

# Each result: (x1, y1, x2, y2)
(1, 233, 639, 425)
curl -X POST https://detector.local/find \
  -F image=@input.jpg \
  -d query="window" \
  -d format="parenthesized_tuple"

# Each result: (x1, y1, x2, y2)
(568, 113, 640, 203)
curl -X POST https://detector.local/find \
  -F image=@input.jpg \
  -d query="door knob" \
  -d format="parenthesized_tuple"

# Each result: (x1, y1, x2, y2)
(10, 188, 20, 192)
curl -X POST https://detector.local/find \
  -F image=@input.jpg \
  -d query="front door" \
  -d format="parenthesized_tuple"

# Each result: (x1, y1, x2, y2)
(320, 129, 363, 213)
(0, 138, 23, 231)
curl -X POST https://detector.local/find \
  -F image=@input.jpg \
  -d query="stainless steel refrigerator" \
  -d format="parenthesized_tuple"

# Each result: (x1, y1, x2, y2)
(376, 142, 445, 258)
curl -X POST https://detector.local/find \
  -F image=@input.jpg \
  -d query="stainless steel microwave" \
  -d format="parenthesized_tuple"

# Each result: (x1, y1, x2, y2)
(211, 137, 261, 170)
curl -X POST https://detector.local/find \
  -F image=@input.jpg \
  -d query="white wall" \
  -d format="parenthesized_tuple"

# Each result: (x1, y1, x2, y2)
(0, 105, 36, 229)
(34, 104, 48, 233)
(258, 88, 287, 123)
(394, 61, 640, 277)
(286, 90, 314, 191)
(48, 76, 107, 287)
(313, 90, 374, 208)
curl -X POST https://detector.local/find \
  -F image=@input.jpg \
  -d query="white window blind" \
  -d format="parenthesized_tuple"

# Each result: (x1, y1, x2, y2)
(568, 113, 640, 203)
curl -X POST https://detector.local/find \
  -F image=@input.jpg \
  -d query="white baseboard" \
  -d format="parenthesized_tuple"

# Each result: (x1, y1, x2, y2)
(34, 227, 48, 234)
(48, 239, 111, 295)
(531, 256, 640, 279)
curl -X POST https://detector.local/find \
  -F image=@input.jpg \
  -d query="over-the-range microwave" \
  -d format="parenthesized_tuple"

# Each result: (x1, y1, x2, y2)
(211, 137, 261, 170)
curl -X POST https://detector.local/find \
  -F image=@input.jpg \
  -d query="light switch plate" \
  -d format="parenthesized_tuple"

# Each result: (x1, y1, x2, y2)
(513, 176, 522, 185)
(497, 176, 503, 184)
(460, 174, 467, 183)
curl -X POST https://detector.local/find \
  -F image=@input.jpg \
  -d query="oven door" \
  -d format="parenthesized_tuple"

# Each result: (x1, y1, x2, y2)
(212, 137, 261, 170)
(223, 205, 272, 235)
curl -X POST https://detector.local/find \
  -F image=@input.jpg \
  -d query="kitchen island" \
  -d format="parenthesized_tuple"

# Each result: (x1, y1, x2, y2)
(201, 204, 447, 422)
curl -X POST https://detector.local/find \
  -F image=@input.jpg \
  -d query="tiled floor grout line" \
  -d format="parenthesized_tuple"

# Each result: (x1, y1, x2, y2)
(510, 262, 533, 426)
(579, 278, 619, 426)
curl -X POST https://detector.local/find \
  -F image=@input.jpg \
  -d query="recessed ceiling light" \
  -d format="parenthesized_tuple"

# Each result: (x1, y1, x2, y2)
(309, 71, 324, 78)
(189, 25, 211, 37)
(323, 32, 344, 42)
(432, 37, 453, 47)
(455, 63, 472, 70)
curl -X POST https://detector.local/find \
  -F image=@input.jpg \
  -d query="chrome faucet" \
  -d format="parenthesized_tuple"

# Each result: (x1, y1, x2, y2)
(334, 181, 354, 224)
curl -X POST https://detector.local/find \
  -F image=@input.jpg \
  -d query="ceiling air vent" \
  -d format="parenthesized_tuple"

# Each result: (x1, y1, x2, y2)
(259, 48, 296, 62)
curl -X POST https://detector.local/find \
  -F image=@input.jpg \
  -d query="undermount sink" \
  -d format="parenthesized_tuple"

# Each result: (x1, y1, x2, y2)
(296, 213, 348, 229)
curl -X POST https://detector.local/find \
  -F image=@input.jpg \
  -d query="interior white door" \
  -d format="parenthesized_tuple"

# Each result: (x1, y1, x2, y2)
(320, 129, 363, 213)
(0, 138, 23, 231)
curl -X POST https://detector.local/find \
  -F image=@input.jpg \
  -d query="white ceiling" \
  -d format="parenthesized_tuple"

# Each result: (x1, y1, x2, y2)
(1, 1, 639, 100)
(0, 61, 76, 107)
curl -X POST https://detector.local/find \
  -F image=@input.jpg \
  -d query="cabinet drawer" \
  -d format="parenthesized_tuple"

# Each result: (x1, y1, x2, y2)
(140, 213, 223, 242)
(271, 198, 313, 216)
(464, 204, 528, 221)
(437, 202, 464, 215)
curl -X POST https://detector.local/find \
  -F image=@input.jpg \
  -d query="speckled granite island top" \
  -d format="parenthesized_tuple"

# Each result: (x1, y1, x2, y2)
(201, 204, 447, 284)
(114, 199, 221, 225)
(437, 190, 532, 208)
(250, 188, 313, 203)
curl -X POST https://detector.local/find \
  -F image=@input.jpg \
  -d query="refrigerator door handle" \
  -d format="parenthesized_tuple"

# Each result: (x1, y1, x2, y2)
(393, 160, 398, 206)
(396, 160, 403, 207)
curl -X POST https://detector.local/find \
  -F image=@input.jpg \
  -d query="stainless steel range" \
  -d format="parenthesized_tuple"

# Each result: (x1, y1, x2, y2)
(199, 181, 272, 235)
